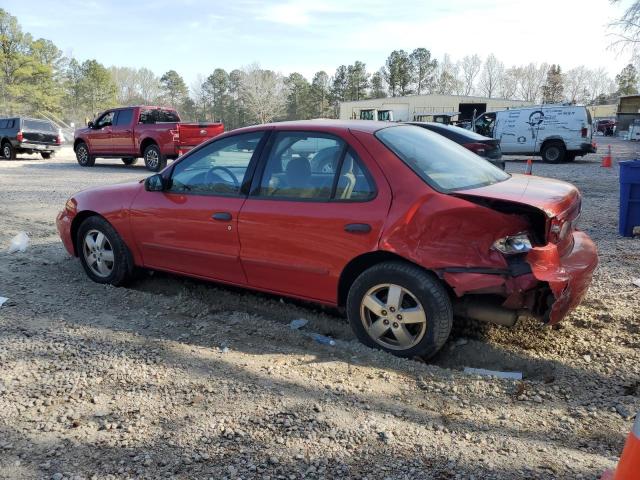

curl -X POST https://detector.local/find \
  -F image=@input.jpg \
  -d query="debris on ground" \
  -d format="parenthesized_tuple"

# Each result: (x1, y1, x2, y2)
(463, 367, 523, 380)
(7, 232, 29, 253)
(0, 296, 7, 307)
(289, 318, 309, 330)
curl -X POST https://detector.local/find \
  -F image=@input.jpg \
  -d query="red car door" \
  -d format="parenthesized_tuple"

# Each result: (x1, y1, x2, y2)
(129, 131, 266, 284)
(90, 110, 115, 154)
(111, 108, 135, 154)
(238, 130, 391, 304)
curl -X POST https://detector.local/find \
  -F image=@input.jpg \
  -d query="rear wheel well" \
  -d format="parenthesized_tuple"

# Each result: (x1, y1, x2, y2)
(540, 138, 565, 151)
(337, 251, 442, 307)
(140, 138, 158, 156)
(70, 210, 101, 256)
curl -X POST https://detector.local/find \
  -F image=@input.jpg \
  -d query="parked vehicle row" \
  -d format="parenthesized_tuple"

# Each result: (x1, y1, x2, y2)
(0, 117, 62, 160)
(73, 106, 224, 171)
(473, 104, 596, 163)
(57, 120, 598, 359)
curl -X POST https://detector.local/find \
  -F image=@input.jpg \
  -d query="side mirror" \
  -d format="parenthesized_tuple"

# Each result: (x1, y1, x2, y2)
(87, 121, 94, 128)
(145, 174, 168, 192)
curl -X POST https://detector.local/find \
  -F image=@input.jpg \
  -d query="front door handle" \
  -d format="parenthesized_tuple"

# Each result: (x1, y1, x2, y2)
(212, 212, 232, 221)
(344, 223, 371, 233)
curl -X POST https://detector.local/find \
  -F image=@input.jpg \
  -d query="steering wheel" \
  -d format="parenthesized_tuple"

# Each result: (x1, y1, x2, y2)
(204, 166, 239, 189)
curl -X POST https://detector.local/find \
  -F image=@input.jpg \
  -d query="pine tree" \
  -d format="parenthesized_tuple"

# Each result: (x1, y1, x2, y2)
(616, 63, 639, 96)
(541, 64, 564, 104)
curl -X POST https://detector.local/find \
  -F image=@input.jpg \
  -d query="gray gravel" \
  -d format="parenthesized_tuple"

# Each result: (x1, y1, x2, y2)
(0, 137, 639, 479)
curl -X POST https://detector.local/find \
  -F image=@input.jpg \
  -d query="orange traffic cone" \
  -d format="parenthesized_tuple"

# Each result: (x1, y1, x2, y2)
(601, 145, 613, 168)
(525, 158, 533, 175)
(601, 412, 640, 479)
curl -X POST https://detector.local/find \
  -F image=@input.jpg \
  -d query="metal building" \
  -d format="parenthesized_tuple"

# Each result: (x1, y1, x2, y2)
(339, 94, 533, 123)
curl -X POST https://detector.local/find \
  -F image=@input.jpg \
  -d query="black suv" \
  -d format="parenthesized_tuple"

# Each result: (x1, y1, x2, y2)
(0, 117, 61, 160)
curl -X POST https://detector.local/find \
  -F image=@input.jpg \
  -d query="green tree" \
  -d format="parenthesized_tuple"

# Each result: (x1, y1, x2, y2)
(369, 70, 387, 99)
(346, 61, 369, 101)
(541, 64, 564, 103)
(78, 59, 117, 116)
(202, 68, 229, 122)
(310, 71, 332, 118)
(384, 50, 413, 96)
(226, 69, 246, 129)
(160, 69, 188, 108)
(616, 63, 639, 95)
(285, 72, 311, 120)
(410, 48, 437, 95)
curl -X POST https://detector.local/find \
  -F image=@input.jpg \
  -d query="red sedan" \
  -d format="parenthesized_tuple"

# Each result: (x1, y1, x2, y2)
(56, 120, 598, 358)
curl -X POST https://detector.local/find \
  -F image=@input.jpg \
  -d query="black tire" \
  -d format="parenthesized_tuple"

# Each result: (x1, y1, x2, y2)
(541, 142, 565, 163)
(41, 152, 54, 160)
(143, 144, 166, 172)
(346, 261, 453, 359)
(2, 141, 15, 160)
(75, 142, 95, 167)
(77, 216, 134, 286)
(122, 157, 138, 166)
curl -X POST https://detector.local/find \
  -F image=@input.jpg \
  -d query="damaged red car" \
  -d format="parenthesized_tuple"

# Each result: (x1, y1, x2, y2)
(56, 121, 598, 358)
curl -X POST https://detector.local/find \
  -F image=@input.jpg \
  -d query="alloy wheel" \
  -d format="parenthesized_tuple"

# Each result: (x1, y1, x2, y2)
(77, 146, 88, 164)
(360, 283, 427, 350)
(82, 229, 115, 278)
(3, 145, 10, 159)
(546, 147, 559, 162)
(145, 149, 159, 169)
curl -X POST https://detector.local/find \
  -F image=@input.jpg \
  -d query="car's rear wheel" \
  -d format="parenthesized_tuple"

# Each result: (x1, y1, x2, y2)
(41, 152, 54, 160)
(346, 261, 452, 359)
(77, 216, 133, 286)
(122, 157, 138, 166)
(75, 142, 95, 167)
(2, 142, 15, 160)
(143, 144, 166, 172)
(541, 142, 565, 163)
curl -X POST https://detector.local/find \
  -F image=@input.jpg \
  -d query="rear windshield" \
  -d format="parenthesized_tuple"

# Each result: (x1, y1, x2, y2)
(139, 108, 181, 124)
(376, 125, 509, 192)
(23, 119, 56, 132)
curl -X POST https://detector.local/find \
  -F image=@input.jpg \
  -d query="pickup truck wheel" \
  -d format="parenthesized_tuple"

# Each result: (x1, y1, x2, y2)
(41, 152, 54, 160)
(122, 157, 138, 166)
(75, 143, 95, 167)
(346, 261, 453, 359)
(77, 216, 134, 286)
(541, 142, 565, 163)
(143, 145, 166, 172)
(2, 142, 15, 160)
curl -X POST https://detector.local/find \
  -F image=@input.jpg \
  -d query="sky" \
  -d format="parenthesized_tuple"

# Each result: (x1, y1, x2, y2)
(4, 0, 635, 85)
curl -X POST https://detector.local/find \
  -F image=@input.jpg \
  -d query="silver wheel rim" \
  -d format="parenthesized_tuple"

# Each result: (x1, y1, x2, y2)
(546, 147, 559, 161)
(77, 146, 88, 163)
(360, 283, 427, 351)
(320, 162, 334, 174)
(3, 145, 10, 158)
(82, 229, 115, 278)
(145, 149, 159, 169)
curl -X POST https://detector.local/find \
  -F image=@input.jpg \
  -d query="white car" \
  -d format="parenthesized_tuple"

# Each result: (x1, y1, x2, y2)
(473, 105, 596, 163)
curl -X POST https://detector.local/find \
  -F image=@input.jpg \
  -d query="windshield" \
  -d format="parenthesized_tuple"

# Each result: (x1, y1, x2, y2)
(376, 125, 509, 192)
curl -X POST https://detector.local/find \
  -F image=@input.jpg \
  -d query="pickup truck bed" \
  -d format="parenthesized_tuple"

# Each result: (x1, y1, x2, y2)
(73, 105, 224, 171)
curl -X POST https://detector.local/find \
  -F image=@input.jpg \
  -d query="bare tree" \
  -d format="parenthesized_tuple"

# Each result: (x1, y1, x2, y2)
(610, 1, 640, 50)
(518, 63, 548, 103)
(564, 66, 590, 103)
(500, 67, 521, 99)
(459, 54, 481, 95)
(137, 68, 162, 104)
(434, 54, 462, 95)
(240, 63, 287, 124)
(584, 67, 615, 103)
(478, 54, 504, 98)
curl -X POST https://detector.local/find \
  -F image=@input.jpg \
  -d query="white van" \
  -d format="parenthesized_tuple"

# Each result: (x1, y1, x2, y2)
(473, 105, 596, 163)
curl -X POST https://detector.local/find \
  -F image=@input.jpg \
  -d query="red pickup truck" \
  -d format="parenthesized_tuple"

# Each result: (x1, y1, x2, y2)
(73, 106, 224, 171)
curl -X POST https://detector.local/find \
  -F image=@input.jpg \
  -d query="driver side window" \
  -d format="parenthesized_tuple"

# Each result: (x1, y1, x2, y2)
(169, 132, 264, 196)
(95, 111, 114, 128)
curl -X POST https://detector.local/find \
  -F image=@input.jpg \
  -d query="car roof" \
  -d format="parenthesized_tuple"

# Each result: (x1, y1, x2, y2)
(230, 119, 395, 135)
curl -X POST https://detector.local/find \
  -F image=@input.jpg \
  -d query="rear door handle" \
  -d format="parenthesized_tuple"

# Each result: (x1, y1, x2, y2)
(212, 212, 232, 221)
(344, 223, 371, 233)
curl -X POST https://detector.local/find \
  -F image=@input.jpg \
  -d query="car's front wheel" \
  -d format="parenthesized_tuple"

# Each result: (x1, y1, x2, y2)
(77, 216, 134, 286)
(75, 142, 95, 167)
(346, 261, 452, 359)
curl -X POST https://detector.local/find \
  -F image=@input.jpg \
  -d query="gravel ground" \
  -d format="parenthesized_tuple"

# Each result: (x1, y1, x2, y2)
(0, 137, 639, 480)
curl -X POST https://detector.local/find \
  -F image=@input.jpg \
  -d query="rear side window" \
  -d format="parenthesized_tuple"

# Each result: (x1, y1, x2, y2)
(115, 109, 133, 126)
(376, 125, 509, 192)
(159, 109, 180, 122)
(0, 120, 7, 129)
(23, 119, 55, 132)
(7, 119, 14, 128)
